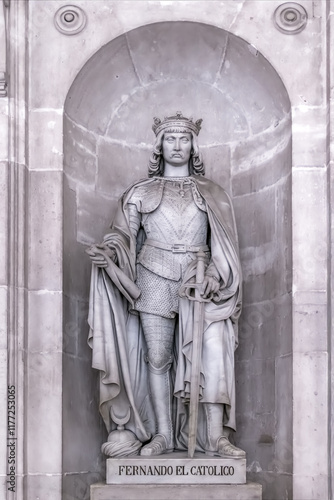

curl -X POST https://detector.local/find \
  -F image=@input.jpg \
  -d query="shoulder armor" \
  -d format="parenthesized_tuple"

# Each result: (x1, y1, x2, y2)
(127, 179, 164, 213)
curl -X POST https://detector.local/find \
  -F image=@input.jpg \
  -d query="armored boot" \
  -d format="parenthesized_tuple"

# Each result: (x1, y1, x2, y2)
(204, 403, 245, 458)
(140, 361, 174, 456)
(139, 312, 175, 456)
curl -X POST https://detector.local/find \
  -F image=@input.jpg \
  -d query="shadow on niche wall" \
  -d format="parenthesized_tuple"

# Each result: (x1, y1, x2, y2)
(62, 21, 292, 500)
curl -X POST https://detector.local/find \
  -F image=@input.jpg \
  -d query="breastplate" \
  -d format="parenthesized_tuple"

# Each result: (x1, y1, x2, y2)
(137, 179, 209, 281)
(142, 178, 208, 245)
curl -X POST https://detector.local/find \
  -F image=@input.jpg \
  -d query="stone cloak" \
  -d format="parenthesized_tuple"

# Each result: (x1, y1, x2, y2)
(88, 175, 242, 452)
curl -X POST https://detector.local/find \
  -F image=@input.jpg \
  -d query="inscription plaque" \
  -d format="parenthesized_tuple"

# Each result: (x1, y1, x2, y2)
(106, 452, 246, 485)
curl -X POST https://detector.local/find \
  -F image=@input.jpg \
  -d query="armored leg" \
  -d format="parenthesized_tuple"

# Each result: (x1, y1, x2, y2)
(140, 312, 175, 456)
(204, 403, 245, 458)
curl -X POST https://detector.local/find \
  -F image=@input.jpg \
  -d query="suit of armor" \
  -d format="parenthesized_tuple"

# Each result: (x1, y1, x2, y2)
(128, 177, 219, 318)
(124, 176, 220, 454)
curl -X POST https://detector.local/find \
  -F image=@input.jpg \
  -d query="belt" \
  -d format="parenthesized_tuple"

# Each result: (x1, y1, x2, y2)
(145, 238, 209, 254)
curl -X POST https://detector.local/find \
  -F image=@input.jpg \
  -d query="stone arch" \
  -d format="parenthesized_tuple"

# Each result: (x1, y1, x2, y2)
(62, 21, 292, 498)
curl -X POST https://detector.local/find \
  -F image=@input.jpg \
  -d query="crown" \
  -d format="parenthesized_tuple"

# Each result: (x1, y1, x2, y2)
(152, 111, 203, 136)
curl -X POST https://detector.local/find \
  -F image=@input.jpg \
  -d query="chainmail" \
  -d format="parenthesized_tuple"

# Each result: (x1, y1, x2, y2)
(135, 263, 188, 318)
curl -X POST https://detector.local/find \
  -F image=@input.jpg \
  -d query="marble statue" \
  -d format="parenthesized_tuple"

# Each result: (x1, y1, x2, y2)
(86, 112, 244, 459)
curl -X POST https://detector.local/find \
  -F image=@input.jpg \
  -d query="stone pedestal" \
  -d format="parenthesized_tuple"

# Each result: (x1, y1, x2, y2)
(90, 481, 262, 500)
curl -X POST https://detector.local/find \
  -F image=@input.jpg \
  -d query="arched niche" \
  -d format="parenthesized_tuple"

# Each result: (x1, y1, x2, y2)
(62, 21, 292, 499)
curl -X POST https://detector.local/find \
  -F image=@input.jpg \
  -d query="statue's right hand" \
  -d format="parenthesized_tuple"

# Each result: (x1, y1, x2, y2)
(85, 244, 117, 268)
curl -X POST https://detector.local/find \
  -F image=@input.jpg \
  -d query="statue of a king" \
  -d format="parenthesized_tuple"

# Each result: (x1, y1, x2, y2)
(86, 112, 245, 459)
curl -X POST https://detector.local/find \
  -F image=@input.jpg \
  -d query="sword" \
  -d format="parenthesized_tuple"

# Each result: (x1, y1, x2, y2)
(188, 250, 206, 458)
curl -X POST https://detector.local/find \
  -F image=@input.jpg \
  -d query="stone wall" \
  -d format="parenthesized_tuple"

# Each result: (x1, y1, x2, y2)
(63, 21, 292, 499)
(233, 121, 292, 499)
(1, 1, 332, 500)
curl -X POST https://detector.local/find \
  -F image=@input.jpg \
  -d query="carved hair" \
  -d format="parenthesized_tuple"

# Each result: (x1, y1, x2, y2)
(148, 130, 205, 177)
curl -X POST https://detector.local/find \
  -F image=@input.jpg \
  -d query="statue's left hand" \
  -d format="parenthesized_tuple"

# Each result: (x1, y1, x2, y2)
(200, 275, 220, 299)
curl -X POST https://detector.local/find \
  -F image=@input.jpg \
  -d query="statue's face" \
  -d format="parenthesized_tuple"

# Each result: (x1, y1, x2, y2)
(162, 131, 192, 167)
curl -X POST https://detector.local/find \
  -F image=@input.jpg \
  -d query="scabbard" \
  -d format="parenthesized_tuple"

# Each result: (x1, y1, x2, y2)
(188, 251, 206, 458)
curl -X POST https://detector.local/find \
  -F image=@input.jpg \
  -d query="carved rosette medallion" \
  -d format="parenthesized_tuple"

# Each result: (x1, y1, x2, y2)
(273, 2, 308, 34)
(54, 5, 87, 35)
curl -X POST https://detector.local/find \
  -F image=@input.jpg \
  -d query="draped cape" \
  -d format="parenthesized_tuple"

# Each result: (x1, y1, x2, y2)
(88, 175, 242, 451)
